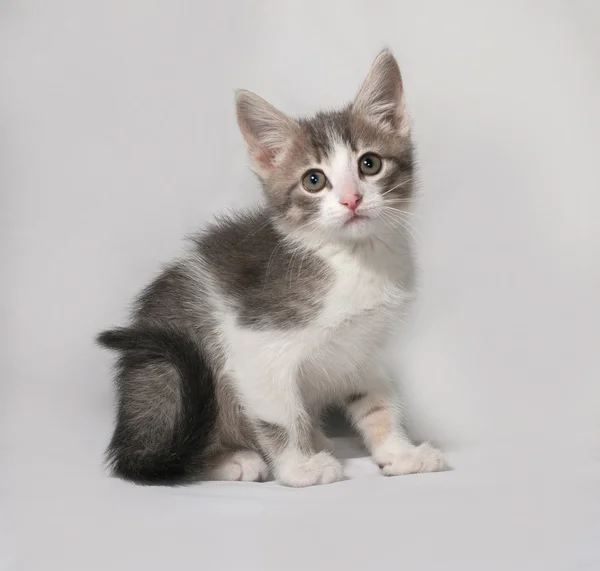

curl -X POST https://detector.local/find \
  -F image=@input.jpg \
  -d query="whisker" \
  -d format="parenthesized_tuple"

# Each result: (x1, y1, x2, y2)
(297, 248, 310, 280)
(394, 216, 422, 242)
(263, 241, 284, 291)
(240, 217, 272, 243)
(384, 208, 422, 228)
(286, 247, 301, 287)
(380, 179, 414, 197)
(296, 225, 320, 279)
(383, 206, 422, 220)
(380, 210, 421, 243)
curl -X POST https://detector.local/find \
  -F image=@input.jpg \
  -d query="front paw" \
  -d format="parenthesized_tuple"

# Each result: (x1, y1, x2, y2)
(276, 451, 343, 487)
(377, 442, 446, 476)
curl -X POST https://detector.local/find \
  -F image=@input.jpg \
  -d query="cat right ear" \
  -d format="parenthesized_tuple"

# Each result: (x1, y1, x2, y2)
(236, 90, 298, 177)
(353, 50, 409, 135)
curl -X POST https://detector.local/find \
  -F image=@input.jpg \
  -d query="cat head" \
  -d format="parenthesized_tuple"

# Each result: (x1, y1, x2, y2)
(236, 50, 414, 243)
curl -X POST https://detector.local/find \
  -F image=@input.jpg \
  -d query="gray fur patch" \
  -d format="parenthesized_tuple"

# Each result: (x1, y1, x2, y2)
(254, 418, 315, 462)
(214, 377, 257, 451)
(193, 209, 333, 330)
(255, 420, 289, 454)
(345, 392, 367, 405)
(122, 361, 182, 448)
(134, 263, 201, 329)
(300, 108, 354, 160)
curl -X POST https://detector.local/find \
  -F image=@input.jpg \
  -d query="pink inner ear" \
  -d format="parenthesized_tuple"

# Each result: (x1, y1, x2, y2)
(255, 147, 276, 171)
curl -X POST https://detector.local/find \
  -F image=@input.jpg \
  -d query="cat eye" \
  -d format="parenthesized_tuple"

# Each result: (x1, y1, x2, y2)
(302, 169, 327, 192)
(358, 153, 382, 176)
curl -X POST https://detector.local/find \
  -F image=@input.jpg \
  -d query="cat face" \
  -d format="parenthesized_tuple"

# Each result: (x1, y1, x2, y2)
(236, 50, 413, 243)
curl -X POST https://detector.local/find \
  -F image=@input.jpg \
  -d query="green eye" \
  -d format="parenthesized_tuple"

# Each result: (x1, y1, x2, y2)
(359, 153, 382, 176)
(302, 169, 327, 192)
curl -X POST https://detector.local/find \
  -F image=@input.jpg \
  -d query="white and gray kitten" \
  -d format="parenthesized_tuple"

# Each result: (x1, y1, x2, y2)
(98, 50, 445, 487)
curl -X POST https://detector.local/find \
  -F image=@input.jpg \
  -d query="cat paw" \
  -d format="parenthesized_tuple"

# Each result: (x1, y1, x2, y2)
(378, 442, 446, 476)
(207, 450, 270, 482)
(277, 451, 343, 487)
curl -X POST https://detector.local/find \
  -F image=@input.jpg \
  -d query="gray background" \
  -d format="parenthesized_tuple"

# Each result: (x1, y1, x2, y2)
(2, 1, 599, 570)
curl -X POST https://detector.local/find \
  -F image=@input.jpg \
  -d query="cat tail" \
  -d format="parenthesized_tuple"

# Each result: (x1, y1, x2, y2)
(97, 325, 218, 485)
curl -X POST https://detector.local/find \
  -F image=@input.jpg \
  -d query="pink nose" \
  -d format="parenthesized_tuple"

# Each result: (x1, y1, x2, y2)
(340, 194, 362, 212)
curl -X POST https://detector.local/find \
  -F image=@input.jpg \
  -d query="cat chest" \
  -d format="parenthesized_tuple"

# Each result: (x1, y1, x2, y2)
(317, 257, 407, 328)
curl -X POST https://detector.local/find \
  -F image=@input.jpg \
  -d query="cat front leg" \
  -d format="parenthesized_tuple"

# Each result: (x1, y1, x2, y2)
(312, 424, 335, 453)
(345, 368, 446, 476)
(243, 374, 343, 487)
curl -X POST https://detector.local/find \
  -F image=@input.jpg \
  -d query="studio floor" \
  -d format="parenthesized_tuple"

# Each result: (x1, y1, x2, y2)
(11, 436, 599, 571)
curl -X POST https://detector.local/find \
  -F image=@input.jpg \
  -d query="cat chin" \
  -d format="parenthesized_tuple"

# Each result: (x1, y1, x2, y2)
(339, 217, 382, 239)
(290, 221, 376, 244)
(341, 224, 374, 240)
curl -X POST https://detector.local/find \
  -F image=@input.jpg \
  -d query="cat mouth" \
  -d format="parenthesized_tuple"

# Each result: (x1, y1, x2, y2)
(345, 213, 370, 226)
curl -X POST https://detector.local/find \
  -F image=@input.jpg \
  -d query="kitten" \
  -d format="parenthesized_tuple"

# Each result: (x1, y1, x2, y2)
(97, 50, 445, 487)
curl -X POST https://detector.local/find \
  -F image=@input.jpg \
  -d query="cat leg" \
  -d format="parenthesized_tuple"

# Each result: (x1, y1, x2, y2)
(254, 418, 342, 487)
(312, 425, 335, 453)
(244, 372, 343, 487)
(308, 405, 335, 452)
(205, 449, 270, 482)
(345, 367, 446, 476)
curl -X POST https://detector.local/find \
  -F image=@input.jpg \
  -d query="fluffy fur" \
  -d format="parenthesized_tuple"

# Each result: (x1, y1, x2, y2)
(98, 50, 445, 487)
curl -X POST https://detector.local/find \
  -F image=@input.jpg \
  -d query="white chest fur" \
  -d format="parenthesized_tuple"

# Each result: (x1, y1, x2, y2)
(316, 242, 409, 329)
(292, 241, 411, 392)
(216, 239, 413, 409)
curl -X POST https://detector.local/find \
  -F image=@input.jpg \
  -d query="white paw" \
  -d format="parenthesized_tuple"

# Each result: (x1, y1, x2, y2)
(378, 442, 446, 476)
(277, 451, 343, 487)
(208, 450, 270, 482)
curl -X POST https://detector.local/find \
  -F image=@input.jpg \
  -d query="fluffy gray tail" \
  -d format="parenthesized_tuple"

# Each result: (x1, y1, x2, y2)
(97, 326, 217, 485)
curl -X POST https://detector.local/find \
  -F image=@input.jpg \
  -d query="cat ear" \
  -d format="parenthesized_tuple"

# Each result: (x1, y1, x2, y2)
(353, 50, 408, 133)
(236, 90, 298, 176)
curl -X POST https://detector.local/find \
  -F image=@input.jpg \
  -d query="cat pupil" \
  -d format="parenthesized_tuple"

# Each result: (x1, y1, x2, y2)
(311, 174, 319, 185)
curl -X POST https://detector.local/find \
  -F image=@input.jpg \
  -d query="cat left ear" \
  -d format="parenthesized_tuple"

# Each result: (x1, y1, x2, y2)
(353, 50, 409, 134)
(236, 90, 298, 176)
